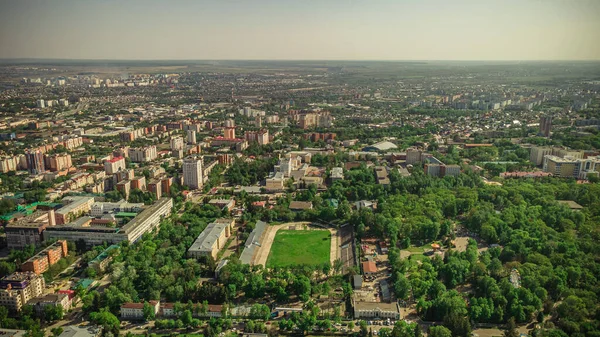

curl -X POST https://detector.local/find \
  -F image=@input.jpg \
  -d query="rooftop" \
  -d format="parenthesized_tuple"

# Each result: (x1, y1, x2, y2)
(106, 156, 124, 163)
(354, 300, 400, 313)
(362, 261, 378, 273)
(188, 219, 233, 253)
(56, 196, 94, 216)
(240, 220, 267, 264)
(557, 200, 584, 210)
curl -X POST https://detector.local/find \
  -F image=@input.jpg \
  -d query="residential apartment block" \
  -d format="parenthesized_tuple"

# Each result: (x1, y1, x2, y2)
(21, 240, 68, 275)
(0, 272, 46, 312)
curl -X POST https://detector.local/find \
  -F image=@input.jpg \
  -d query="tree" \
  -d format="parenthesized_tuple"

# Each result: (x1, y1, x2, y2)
(359, 320, 368, 337)
(503, 317, 519, 337)
(443, 313, 471, 337)
(294, 275, 312, 301)
(51, 327, 64, 337)
(44, 305, 64, 322)
(181, 310, 193, 326)
(90, 309, 120, 336)
(0, 261, 16, 278)
(393, 272, 411, 300)
(249, 304, 270, 321)
(428, 326, 452, 337)
(414, 324, 423, 337)
(348, 321, 355, 331)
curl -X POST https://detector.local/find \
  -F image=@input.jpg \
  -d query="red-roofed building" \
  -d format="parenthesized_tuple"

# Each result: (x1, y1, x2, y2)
(104, 156, 126, 175)
(121, 300, 159, 320)
(362, 261, 377, 274)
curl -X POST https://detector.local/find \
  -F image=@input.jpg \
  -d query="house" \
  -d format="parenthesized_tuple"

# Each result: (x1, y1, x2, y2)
(289, 201, 313, 211)
(120, 301, 159, 320)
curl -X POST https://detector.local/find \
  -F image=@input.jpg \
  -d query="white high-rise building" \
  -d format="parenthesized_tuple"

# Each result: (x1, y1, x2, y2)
(183, 156, 204, 190)
(187, 130, 197, 144)
(36, 99, 45, 108)
(170, 136, 184, 151)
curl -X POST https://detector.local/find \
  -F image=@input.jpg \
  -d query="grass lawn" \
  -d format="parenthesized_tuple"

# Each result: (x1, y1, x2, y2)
(266, 230, 331, 268)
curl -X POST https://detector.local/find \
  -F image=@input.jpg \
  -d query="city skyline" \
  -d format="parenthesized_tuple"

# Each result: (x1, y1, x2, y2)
(0, 0, 600, 61)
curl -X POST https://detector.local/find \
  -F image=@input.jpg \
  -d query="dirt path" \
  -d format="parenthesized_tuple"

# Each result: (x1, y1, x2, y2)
(252, 222, 340, 267)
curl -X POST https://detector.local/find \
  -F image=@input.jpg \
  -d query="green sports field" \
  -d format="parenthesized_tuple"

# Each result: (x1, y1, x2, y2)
(266, 230, 331, 268)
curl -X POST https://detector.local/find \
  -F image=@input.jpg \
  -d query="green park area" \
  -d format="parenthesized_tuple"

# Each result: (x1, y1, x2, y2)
(266, 230, 331, 268)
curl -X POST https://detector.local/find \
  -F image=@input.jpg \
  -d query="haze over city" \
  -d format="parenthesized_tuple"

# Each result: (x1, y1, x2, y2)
(1, 1, 600, 337)
(1, 0, 600, 60)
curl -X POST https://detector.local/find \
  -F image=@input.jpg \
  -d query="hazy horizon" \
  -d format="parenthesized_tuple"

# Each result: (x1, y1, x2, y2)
(1, 0, 599, 61)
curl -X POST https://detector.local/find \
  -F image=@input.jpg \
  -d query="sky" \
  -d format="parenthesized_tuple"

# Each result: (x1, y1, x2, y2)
(0, 0, 599, 61)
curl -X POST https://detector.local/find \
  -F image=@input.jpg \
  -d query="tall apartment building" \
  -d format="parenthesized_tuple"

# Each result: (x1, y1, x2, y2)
(224, 119, 235, 128)
(25, 150, 45, 174)
(129, 146, 157, 163)
(148, 180, 162, 199)
(116, 180, 131, 200)
(224, 127, 236, 139)
(170, 136, 184, 151)
(46, 153, 72, 172)
(0, 155, 22, 173)
(104, 156, 126, 175)
(0, 272, 46, 312)
(131, 176, 146, 191)
(530, 147, 553, 166)
(244, 129, 269, 145)
(299, 113, 317, 129)
(183, 156, 203, 190)
(187, 130, 197, 144)
(539, 116, 552, 137)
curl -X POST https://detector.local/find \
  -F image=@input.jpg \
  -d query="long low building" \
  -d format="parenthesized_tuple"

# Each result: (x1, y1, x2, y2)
(353, 298, 401, 320)
(44, 198, 173, 247)
(240, 221, 267, 265)
(187, 218, 235, 260)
